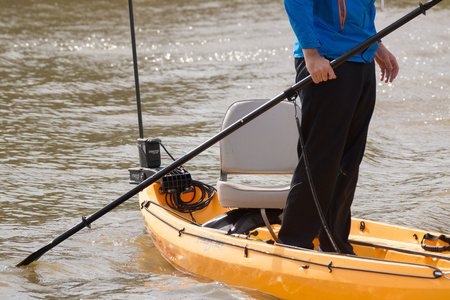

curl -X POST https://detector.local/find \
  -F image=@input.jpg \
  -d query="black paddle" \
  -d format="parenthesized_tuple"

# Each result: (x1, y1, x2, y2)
(16, 0, 442, 267)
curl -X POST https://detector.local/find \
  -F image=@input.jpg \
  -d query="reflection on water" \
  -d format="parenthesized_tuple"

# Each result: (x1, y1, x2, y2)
(1, 0, 449, 299)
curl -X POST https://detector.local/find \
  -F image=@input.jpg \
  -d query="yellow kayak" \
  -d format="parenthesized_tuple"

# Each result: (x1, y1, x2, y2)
(138, 182, 450, 300)
(131, 99, 450, 299)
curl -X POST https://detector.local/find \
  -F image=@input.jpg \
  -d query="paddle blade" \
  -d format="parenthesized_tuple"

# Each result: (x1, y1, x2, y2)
(16, 220, 86, 267)
(16, 243, 53, 267)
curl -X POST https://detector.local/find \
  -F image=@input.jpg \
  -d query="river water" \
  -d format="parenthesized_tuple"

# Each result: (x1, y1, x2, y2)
(1, 0, 448, 299)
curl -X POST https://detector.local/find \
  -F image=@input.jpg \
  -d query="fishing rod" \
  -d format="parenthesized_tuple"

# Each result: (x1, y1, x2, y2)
(16, 0, 443, 267)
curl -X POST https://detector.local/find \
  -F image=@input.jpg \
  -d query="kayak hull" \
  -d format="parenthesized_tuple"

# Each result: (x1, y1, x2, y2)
(139, 183, 450, 299)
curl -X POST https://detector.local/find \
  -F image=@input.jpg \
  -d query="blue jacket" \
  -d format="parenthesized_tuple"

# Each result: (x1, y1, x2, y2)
(285, 0, 378, 63)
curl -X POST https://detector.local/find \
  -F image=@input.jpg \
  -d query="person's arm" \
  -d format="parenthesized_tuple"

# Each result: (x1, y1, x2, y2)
(284, 0, 319, 49)
(374, 42, 399, 83)
(284, 0, 335, 84)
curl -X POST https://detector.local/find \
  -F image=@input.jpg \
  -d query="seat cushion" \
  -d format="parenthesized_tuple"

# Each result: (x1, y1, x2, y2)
(217, 180, 289, 209)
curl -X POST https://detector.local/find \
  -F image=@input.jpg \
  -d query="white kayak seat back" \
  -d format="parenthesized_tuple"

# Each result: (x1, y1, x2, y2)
(217, 99, 300, 209)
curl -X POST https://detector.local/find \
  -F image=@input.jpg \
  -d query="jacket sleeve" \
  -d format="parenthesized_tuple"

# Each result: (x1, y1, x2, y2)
(284, 0, 321, 50)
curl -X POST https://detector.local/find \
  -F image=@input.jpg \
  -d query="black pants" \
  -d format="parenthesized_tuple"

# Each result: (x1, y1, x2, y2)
(278, 58, 376, 254)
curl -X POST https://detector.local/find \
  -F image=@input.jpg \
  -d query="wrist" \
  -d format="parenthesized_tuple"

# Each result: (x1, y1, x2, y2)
(302, 48, 320, 59)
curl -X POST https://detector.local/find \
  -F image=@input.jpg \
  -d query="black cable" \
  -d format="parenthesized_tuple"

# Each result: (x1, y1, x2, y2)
(165, 180, 216, 214)
(160, 142, 216, 213)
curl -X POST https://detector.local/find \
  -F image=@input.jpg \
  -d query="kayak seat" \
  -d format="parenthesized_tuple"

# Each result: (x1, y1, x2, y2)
(217, 99, 300, 209)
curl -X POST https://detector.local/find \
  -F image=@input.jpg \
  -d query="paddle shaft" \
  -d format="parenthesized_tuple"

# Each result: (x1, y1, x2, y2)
(16, 0, 442, 267)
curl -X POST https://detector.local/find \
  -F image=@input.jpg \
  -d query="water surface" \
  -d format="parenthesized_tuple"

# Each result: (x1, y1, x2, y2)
(1, 0, 448, 299)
